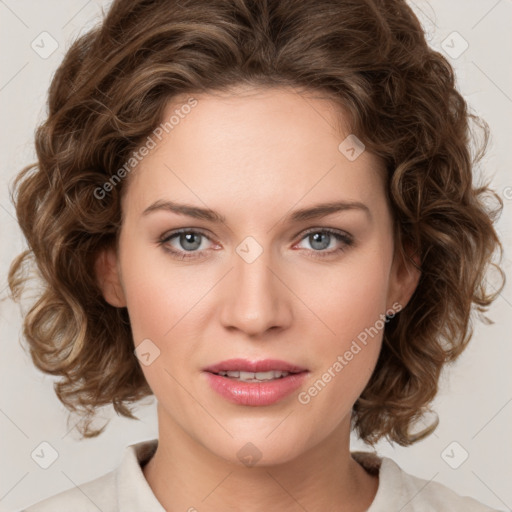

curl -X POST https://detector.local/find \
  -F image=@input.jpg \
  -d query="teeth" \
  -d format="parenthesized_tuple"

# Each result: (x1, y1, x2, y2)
(217, 370, 290, 381)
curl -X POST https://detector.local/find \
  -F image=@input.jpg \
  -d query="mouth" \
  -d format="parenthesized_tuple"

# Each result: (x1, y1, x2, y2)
(210, 369, 300, 382)
(203, 358, 308, 380)
(202, 359, 309, 406)
(203, 359, 309, 406)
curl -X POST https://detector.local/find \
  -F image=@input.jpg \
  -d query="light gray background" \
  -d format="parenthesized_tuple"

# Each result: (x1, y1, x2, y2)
(1, 1, 511, 511)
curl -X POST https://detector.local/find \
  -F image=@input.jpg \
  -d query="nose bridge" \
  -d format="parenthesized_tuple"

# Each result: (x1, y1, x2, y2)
(219, 242, 290, 336)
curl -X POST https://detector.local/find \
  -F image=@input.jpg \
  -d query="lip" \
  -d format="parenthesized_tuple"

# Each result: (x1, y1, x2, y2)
(202, 358, 308, 374)
(202, 359, 309, 406)
(203, 371, 309, 406)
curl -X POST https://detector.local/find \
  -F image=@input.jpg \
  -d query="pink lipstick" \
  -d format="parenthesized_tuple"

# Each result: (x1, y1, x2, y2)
(202, 358, 309, 406)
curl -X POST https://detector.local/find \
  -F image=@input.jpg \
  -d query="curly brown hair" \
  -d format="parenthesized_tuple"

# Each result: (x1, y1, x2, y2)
(8, 0, 504, 444)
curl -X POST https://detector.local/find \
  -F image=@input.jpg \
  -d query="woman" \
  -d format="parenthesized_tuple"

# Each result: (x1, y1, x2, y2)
(9, 0, 504, 510)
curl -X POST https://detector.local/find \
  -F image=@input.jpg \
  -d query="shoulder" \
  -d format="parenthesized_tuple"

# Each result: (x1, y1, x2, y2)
(352, 451, 502, 512)
(22, 439, 161, 512)
(22, 470, 117, 512)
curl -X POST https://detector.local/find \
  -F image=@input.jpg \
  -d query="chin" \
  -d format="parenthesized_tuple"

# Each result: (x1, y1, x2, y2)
(199, 429, 310, 469)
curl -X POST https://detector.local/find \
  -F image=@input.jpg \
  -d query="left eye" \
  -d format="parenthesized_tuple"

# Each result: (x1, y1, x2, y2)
(294, 229, 353, 255)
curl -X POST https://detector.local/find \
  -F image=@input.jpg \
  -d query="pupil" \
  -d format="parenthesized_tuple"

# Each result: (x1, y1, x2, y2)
(310, 232, 330, 250)
(181, 233, 201, 251)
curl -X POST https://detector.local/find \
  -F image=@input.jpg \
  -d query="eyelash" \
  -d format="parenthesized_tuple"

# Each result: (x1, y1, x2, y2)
(157, 227, 354, 261)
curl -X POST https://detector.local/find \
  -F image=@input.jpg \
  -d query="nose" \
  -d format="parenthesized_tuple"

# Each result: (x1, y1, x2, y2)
(219, 247, 292, 337)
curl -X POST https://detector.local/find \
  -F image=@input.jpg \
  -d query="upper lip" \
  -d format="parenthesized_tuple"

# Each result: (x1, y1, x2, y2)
(203, 358, 307, 374)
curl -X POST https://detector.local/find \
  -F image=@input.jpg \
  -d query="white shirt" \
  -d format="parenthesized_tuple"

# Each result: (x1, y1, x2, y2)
(22, 438, 500, 511)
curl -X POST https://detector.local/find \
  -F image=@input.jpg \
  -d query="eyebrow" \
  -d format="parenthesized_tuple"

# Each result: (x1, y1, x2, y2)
(141, 199, 371, 223)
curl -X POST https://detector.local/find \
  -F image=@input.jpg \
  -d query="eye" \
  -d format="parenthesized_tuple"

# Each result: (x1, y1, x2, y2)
(158, 227, 354, 261)
(158, 229, 215, 260)
(294, 228, 353, 259)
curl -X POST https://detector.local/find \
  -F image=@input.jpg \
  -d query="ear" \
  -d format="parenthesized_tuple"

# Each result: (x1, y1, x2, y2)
(386, 240, 421, 312)
(94, 245, 127, 308)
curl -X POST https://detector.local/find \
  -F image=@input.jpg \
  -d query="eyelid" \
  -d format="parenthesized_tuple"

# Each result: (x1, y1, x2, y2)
(159, 227, 217, 250)
(158, 226, 354, 262)
(295, 226, 353, 243)
(159, 226, 352, 245)
(159, 227, 212, 241)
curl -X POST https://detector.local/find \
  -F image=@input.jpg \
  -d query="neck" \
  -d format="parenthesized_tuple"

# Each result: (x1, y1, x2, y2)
(142, 404, 378, 512)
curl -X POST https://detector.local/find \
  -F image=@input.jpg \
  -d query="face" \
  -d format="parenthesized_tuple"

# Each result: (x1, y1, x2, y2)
(97, 85, 419, 466)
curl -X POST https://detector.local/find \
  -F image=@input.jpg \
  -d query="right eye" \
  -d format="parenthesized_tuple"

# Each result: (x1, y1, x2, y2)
(158, 229, 217, 260)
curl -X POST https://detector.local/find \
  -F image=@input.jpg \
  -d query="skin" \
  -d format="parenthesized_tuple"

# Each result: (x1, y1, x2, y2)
(96, 85, 420, 512)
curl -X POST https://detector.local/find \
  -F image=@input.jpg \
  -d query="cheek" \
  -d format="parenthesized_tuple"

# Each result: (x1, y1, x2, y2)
(296, 277, 386, 433)
(119, 243, 203, 342)
(120, 258, 197, 401)
(122, 272, 169, 344)
(319, 277, 385, 388)
(294, 249, 390, 405)
(335, 268, 389, 340)
(119, 243, 216, 395)
(299, 250, 391, 347)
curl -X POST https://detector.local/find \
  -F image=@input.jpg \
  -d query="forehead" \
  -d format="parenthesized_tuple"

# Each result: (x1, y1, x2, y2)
(122, 86, 388, 221)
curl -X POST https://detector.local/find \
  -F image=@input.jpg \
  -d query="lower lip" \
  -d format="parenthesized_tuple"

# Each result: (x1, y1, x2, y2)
(204, 371, 309, 406)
